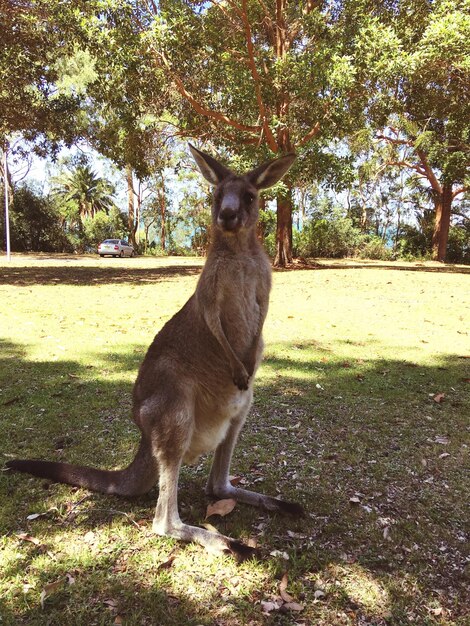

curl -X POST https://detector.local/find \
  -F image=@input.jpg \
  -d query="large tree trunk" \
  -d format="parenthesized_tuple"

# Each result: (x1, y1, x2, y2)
(158, 173, 166, 251)
(126, 165, 137, 247)
(432, 181, 453, 262)
(159, 190, 166, 251)
(274, 191, 293, 266)
(257, 196, 266, 243)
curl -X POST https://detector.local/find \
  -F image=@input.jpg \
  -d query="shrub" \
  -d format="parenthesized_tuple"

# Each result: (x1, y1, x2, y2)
(4, 185, 70, 252)
(294, 215, 362, 258)
(446, 225, 470, 264)
(355, 235, 393, 260)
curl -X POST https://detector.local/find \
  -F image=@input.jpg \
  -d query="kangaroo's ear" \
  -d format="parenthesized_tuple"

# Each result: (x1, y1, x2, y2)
(247, 153, 296, 190)
(189, 143, 232, 185)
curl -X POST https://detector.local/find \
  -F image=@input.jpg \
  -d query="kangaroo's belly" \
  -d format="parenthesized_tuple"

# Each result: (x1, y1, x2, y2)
(184, 387, 253, 464)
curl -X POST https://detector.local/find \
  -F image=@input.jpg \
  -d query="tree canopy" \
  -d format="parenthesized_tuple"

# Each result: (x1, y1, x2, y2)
(1, 0, 469, 262)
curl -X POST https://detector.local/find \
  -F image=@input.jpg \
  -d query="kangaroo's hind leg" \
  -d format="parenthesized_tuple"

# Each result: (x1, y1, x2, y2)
(206, 397, 304, 517)
(146, 391, 256, 560)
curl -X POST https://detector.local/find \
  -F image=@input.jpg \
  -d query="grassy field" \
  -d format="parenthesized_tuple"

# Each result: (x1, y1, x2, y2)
(0, 254, 469, 626)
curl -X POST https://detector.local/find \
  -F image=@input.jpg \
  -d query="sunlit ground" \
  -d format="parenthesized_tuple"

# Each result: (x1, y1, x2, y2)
(1, 255, 468, 625)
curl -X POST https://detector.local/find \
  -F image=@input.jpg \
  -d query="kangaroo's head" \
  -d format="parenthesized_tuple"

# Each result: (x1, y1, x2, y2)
(189, 144, 296, 235)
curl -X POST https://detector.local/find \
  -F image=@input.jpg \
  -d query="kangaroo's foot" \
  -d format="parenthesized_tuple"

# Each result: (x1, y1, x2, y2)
(152, 518, 257, 562)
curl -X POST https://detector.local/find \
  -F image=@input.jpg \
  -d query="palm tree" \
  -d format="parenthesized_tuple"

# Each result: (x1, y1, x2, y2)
(52, 164, 115, 220)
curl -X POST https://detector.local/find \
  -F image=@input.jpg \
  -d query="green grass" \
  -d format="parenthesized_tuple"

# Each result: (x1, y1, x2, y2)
(1, 254, 469, 625)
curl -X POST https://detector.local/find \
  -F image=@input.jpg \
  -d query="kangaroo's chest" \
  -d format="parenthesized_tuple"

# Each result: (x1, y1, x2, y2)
(219, 262, 265, 346)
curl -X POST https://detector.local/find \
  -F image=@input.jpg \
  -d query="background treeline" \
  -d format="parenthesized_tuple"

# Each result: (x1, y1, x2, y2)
(1, 0, 469, 264)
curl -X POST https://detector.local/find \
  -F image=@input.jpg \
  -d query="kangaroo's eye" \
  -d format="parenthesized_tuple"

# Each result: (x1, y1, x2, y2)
(244, 192, 254, 204)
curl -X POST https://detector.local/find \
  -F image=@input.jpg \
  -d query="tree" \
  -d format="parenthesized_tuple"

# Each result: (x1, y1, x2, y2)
(0, 184, 69, 252)
(0, 1, 107, 154)
(354, 0, 470, 261)
(52, 163, 115, 220)
(137, 0, 366, 265)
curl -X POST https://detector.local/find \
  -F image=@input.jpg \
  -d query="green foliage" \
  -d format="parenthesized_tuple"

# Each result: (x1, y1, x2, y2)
(82, 207, 128, 248)
(52, 162, 116, 218)
(446, 224, 470, 264)
(0, 1, 106, 151)
(1, 184, 70, 252)
(355, 235, 393, 261)
(294, 212, 362, 259)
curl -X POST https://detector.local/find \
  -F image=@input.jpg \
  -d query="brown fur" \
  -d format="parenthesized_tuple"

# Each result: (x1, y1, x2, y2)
(6, 145, 302, 559)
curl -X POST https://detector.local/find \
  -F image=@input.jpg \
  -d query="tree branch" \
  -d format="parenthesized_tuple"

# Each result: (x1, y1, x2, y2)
(378, 132, 443, 195)
(240, 0, 278, 152)
(206, 0, 243, 29)
(298, 122, 321, 147)
(416, 149, 442, 195)
(452, 185, 469, 199)
(157, 51, 262, 135)
(376, 133, 413, 147)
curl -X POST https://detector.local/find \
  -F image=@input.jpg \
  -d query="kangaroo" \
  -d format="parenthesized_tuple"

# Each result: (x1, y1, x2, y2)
(6, 144, 302, 559)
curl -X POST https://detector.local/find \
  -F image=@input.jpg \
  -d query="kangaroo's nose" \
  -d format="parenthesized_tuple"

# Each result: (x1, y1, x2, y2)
(218, 206, 238, 230)
(220, 207, 237, 221)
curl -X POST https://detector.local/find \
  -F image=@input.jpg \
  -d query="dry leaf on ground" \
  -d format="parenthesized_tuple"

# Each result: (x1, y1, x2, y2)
(279, 572, 294, 603)
(40, 579, 64, 609)
(16, 533, 42, 546)
(205, 498, 237, 518)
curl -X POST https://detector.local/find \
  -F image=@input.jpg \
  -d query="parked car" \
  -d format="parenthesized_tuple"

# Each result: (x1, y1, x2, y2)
(98, 239, 135, 258)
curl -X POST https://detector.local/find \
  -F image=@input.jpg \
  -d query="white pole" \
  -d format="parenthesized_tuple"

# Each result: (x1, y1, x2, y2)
(3, 149, 11, 261)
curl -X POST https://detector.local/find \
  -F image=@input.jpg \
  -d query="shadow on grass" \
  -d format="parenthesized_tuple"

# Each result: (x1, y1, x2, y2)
(1, 338, 469, 623)
(275, 260, 470, 275)
(0, 264, 202, 287)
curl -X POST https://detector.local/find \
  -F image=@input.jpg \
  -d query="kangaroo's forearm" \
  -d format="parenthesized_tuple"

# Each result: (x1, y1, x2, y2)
(203, 310, 249, 389)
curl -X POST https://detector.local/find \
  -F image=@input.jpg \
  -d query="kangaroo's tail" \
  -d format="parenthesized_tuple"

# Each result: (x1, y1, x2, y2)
(5, 437, 157, 497)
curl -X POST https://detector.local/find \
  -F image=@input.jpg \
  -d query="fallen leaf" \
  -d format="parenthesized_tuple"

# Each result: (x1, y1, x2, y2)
(104, 599, 118, 609)
(156, 555, 177, 571)
(430, 607, 443, 616)
(202, 522, 220, 533)
(287, 530, 307, 539)
(65, 573, 75, 585)
(261, 600, 278, 613)
(2, 396, 21, 406)
(279, 573, 294, 603)
(26, 513, 44, 521)
(135, 519, 149, 527)
(114, 617, 123, 625)
(314, 589, 326, 600)
(40, 579, 64, 609)
(439, 452, 450, 459)
(83, 530, 96, 544)
(349, 496, 361, 505)
(383, 526, 391, 541)
(432, 393, 445, 403)
(16, 533, 42, 546)
(435, 436, 450, 445)
(205, 498, 237, 518)
(270, 550, 290, 560)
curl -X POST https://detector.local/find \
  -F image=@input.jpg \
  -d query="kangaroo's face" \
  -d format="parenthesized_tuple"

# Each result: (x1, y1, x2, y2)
(213, 177, 259, 233)
(188, 143, 296, 235)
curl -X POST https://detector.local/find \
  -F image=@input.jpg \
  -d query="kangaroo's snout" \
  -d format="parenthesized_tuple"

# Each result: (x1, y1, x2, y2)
(218, 206, 239, 230)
